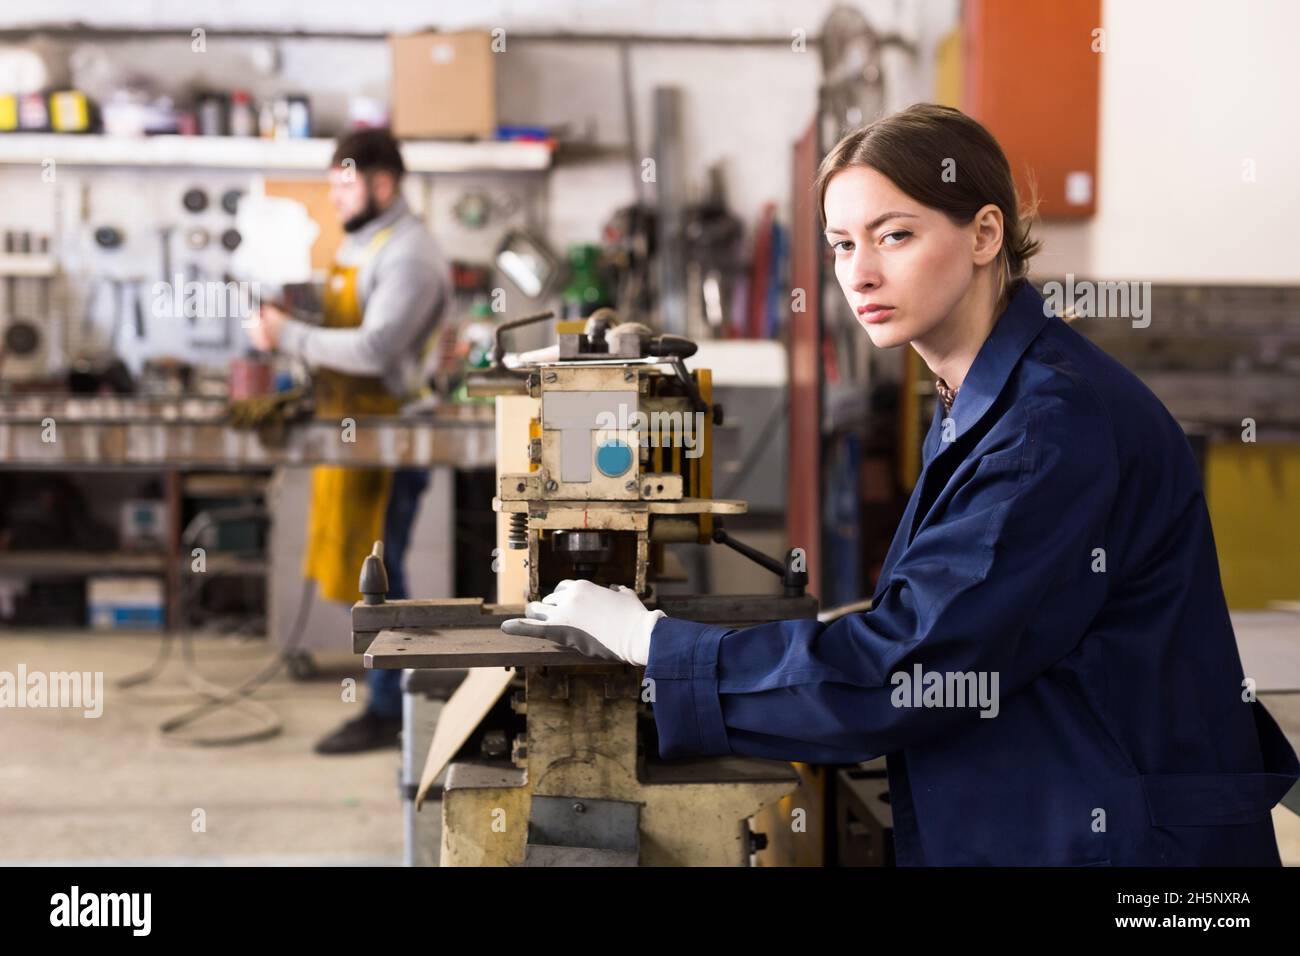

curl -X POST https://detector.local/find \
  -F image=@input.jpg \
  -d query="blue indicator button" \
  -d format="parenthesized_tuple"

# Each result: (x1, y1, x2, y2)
(595, 440, 634, 477)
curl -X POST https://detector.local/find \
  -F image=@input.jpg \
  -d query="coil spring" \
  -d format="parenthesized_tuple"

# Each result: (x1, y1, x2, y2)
(507, 512, 528, 550)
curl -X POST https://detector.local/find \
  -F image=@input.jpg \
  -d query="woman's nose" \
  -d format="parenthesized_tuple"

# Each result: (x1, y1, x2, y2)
(849, 253, 881, 292)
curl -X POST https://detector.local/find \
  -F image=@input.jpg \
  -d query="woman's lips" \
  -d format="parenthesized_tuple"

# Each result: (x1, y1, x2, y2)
(857, 305, 896, 324)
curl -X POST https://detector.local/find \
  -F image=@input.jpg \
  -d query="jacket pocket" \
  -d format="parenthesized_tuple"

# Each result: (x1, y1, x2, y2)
(1139, 770, 1297, 827)
(1141, 699, 1300, 826)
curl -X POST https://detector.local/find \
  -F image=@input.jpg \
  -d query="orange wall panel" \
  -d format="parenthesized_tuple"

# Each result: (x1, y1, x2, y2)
(963, 0, 1102, 219)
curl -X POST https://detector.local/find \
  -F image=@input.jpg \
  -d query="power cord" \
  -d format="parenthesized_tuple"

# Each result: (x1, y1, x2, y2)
(116, 506, 319, 747)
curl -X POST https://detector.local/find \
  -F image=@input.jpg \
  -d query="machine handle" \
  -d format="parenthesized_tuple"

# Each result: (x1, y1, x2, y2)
(711, 525, 808, 597)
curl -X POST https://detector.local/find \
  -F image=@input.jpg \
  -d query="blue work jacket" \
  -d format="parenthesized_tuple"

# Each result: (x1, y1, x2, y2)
(646, 279, 1299, 866)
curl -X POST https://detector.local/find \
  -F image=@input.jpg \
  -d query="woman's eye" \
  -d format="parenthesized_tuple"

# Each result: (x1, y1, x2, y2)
(831, 240, 853, 254)
(880, 230, 912, 246)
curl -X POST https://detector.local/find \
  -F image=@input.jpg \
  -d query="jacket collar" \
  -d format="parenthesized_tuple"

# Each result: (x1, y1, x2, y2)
(922, 280, 1051, 463)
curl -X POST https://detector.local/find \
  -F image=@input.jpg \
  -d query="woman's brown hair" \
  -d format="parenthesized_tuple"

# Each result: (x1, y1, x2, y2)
(815, 103, 1040, 310)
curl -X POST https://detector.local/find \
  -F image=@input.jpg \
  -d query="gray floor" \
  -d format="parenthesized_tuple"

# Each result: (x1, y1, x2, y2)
(1232, 611, 1300, 691)
(1264, 694, 1300, 865)
(1, 626, 1298, 866)
(0, 629, 402, 866)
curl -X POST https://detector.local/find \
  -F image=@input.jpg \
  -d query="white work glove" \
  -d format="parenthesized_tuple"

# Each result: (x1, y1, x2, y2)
(500, 579, 665, 666)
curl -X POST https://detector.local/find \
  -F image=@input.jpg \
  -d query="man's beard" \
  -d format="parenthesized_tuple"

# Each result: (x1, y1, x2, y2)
(343, 196, 383, 233)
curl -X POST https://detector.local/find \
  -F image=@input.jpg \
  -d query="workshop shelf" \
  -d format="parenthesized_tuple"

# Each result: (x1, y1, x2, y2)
(0, 549, 167, 574)
(0, 134, 553, 174)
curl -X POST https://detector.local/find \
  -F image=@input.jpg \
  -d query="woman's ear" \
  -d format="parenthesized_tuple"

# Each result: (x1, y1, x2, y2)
(971, 203, 1005, 266)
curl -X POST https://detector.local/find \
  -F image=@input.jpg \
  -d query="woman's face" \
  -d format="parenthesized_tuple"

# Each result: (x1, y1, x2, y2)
(822, 165, 981, 350)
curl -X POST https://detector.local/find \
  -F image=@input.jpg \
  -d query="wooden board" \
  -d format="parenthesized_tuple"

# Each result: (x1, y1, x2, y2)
(264, 178, 342, 272)
(415, 666, 517, 808)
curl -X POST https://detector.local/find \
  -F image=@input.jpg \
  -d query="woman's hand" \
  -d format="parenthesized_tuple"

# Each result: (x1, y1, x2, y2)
(500, 579, 665, 666)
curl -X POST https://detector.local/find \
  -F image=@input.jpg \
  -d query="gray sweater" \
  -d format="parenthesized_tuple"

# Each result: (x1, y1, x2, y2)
(277, 195, 450, 399)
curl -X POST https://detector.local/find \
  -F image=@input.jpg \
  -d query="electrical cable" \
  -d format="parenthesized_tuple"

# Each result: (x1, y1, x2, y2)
(115, 504, 319, 747)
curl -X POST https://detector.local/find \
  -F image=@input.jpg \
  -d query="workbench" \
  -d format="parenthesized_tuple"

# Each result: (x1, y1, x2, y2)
(0, 393, 493, 631)
(0, 395, 496, 469)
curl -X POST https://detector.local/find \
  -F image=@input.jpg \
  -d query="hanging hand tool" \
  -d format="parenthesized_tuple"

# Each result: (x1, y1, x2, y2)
(131, 279, 146, 339)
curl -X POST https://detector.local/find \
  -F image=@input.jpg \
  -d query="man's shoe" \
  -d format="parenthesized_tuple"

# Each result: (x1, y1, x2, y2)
(313, 711, 402, 755)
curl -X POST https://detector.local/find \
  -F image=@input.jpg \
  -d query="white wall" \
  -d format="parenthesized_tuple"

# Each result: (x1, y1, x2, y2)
(0, 0, 952, 373)
(9, 0, 1292, 285)
(0, 1, 948, 238)
(1036, 0, 1300, 283)
(4, 1, 925, 39)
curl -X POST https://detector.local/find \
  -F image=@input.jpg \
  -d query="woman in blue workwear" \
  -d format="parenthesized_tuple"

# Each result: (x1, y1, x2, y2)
(503, 104, 1299, 866)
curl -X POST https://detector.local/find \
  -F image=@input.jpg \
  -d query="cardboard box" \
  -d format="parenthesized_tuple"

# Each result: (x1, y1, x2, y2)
(88, 577, 163, 631)
(390, 31, 495, 139)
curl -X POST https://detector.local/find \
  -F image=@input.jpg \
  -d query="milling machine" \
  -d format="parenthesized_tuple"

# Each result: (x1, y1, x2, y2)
(352, 309, 816, 866)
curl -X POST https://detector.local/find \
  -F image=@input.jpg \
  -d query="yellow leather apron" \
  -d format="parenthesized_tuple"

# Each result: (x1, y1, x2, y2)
(302, 226, 402, 603)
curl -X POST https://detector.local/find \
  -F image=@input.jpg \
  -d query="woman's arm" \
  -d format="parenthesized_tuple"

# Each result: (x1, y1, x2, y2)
(647, 397, 1120, 763)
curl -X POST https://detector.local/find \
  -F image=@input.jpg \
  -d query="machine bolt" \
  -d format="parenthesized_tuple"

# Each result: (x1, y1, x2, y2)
(482, 729, 508, 757)
(545, 479, 558, 492)
(543, 371, 558, 383)
(625, 480, 637, 492)
(623, 370, 634, 382)
(572, 802, 586, 814)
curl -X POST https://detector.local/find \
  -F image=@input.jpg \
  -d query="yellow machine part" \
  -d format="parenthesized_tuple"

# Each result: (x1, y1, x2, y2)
(752, 762, 826, 866)
(1205, 441, 1300, 609)
(528, 416, 540, 472)
(696, 368, 713, 542)
(645, 368, 712, 543)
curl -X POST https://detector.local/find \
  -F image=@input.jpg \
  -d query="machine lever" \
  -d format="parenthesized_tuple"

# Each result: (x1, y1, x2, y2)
(711, 525, 808, 597)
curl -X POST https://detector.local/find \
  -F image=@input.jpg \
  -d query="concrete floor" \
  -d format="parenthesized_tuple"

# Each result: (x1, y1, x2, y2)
(0, 629, 402, 865)
(1265, 695, 1300, 865)
(1, 627, 1298, 866)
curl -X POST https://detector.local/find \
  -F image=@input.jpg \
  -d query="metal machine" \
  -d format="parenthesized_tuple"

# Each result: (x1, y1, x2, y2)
(352, 309, 817, 866)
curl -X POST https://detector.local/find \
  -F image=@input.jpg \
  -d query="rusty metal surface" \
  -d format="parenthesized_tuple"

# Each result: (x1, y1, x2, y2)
(352, 597, 515, 631)
(364, 626, 603, 669)
(640, 755, 803, 785)
(653, 593, 820, 622)
(352, 593, 819, 655)
(352, 599, 524, 653)
(0, 395, 495, 468)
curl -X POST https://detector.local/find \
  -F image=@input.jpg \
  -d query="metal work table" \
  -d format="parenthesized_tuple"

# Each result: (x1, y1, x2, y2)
(0, 393, 493, 629)
(0, 394, 496, 469)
